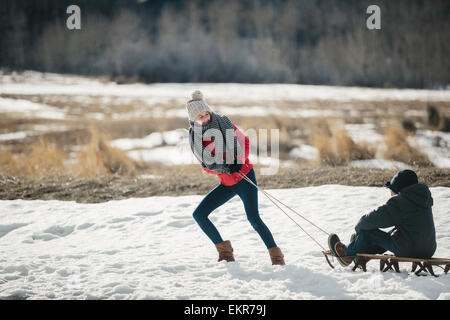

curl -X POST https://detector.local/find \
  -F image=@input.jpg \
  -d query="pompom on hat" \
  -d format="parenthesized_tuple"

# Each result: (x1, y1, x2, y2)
(186, 90, 213, 121)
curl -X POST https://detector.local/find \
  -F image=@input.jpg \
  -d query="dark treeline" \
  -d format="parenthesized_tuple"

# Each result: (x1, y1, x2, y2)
(1, 0, 449, 88)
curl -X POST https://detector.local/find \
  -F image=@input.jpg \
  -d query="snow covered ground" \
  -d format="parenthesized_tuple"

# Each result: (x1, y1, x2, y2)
(2, 71, 450, 102)
(1, 185, 449, 300)
(407, 130, 450, 168)
(0, 97, 68, 120)
(2, 71, 450, 122)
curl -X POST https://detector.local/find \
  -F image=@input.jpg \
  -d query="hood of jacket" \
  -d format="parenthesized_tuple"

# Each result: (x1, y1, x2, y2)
(399, 183, 433, 209)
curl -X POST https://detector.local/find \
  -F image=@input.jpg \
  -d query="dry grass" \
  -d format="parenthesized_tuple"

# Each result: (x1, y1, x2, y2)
(1, 91, 448, 182)
(334, 129, 375, 161)
(382, 122, 432, 167)
(310, 119, 375, 166)
(312, 131, 335, 165)
(0, 149, 19, 176)
(0, 128, 137, 179)
(26, 138, 66, 177)
(0, 138, 66, 179)
(309, 118, 335, 165)
(74, 128, 136, 177)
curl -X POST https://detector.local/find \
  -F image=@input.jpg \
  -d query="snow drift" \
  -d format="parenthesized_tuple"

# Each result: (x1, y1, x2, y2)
(0, 185, 449, 300)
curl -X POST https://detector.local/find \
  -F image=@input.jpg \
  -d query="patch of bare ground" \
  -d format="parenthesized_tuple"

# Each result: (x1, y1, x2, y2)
(0, 165, 448, 203)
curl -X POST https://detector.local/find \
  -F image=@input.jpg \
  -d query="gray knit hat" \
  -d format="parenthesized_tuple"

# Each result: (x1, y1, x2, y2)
(186, 90, 213, 121)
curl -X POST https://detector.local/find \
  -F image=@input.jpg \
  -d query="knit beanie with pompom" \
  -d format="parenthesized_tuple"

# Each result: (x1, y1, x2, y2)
(186, 90, 213, 121)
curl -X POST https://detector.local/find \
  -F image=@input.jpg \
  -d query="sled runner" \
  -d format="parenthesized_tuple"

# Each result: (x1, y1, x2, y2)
(323, 250, 450, 277)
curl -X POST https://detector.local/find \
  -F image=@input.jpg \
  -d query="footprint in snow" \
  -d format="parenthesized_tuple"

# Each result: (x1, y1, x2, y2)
(108, 217, 135, 224)
(77, 223, 94, 230)
(43, 225, 75, 237)
(31, 225, 75, 241)
(102, 250, 120, 255)
(167, 220, 194, 228)
(113, 285, 134, 295)
(31, 233, 58, 241)
(0, 223, 29, 239)
(134, 210, 163, 217)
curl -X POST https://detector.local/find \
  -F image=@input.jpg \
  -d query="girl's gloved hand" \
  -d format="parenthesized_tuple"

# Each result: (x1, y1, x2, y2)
(229, 163, 242, 174)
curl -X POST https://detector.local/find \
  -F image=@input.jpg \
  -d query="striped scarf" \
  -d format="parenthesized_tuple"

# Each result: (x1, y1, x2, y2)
(189, 112, 243, 173)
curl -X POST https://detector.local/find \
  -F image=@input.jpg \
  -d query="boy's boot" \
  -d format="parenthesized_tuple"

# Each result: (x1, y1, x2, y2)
(328, 233, 352, 267)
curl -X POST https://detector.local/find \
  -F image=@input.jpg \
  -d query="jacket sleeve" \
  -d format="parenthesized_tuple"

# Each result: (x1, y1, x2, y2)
(355, 197, 401, 233)
(232, 124, 250, 163)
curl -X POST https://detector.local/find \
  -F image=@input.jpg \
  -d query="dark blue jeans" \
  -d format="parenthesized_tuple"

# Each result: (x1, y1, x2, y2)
(192, 168, 277, 249)
(344, 229, 394, 257)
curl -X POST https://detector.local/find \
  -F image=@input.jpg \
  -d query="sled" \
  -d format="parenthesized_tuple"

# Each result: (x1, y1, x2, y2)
(323, 250, 450, 277)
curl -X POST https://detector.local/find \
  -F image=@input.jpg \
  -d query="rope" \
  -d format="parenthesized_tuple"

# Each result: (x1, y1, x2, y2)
(237, 171, 328, 252)
(237, 171, 330, 236)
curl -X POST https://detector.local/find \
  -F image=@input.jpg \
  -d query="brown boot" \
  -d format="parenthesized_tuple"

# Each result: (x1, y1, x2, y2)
(215, 240, 235, 262)
(328, 233, 352, 267)
(334, 242, 352, 266)
(269, 247, 285, 265)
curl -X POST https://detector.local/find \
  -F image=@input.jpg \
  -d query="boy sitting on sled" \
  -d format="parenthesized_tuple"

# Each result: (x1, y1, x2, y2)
(328, 169, 437, 267)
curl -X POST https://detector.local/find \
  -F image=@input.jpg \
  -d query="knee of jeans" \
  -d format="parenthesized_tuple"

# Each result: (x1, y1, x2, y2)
(359, 229, 381, 243)
(192, 210, 204, 223)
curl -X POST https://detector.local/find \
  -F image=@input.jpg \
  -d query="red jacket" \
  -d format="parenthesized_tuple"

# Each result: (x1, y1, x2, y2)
(201, 123, 253, 186)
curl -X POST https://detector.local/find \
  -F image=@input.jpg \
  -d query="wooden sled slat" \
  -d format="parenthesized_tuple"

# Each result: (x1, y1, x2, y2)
(356, 253, 450, 264)
(322, 251, 450, 277)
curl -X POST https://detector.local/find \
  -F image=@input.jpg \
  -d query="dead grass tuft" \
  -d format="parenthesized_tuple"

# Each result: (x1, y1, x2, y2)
(313, 131, 335, 165)
(0, 138, 66, 179)
(383, 122, 432, 167)
(311, 120, 375, 166)
(0, 149, 20, 176)
(0, 128, 137, 178)
(26, 138, 66, 177)
(334, 129, 375, 162)
(73, 127, 136, 177)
